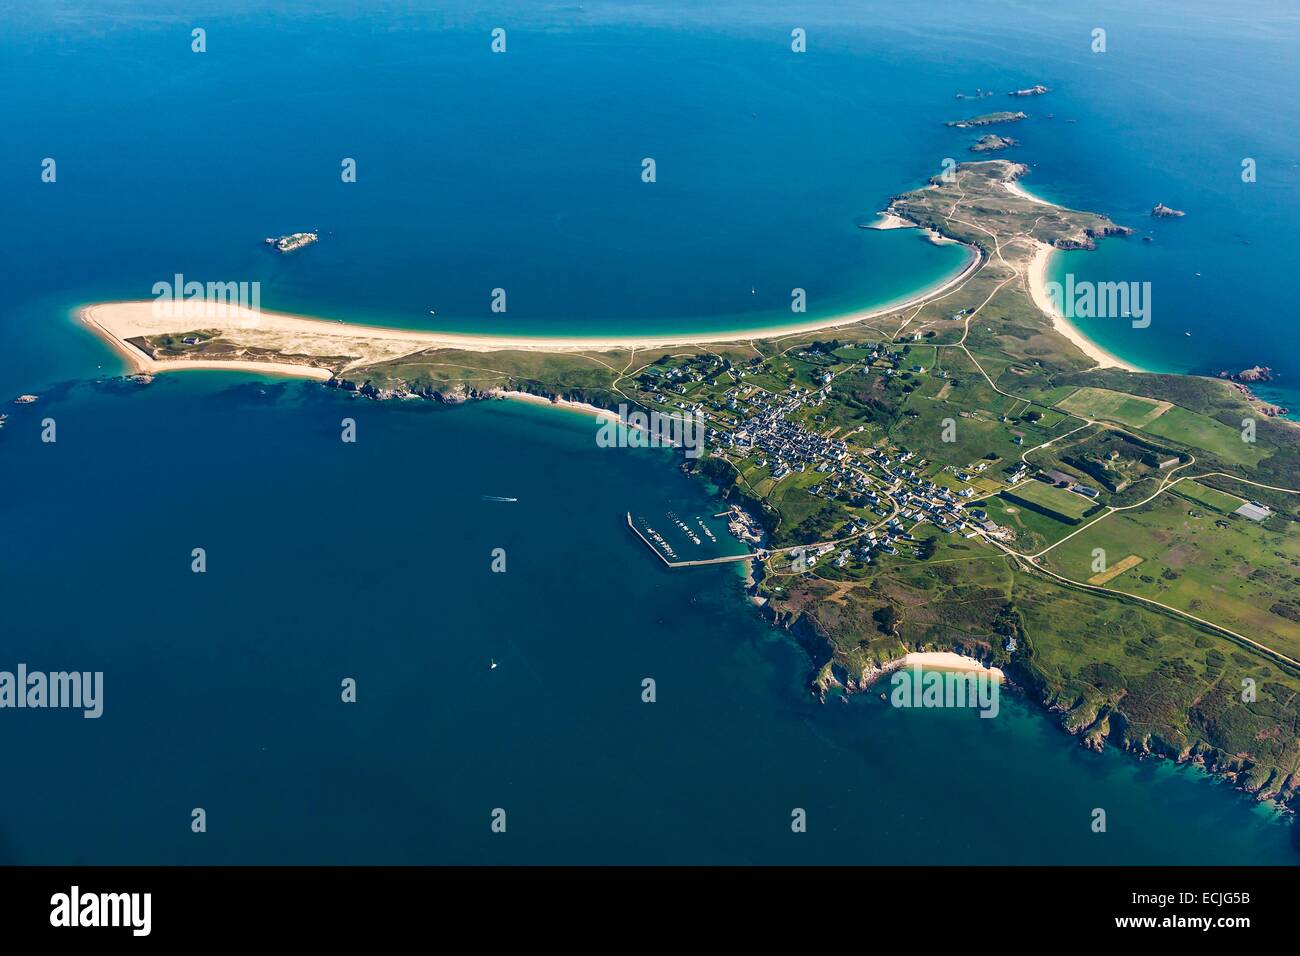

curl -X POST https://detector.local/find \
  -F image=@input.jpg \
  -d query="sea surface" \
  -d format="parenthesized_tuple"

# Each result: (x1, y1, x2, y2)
(0, 376, 1294, 864)
(1, 0, 1297, 863)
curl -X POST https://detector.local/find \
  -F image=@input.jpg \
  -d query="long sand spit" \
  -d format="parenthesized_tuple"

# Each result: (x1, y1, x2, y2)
(78, 248, 981, 380)
(81, 182, 1140, 384)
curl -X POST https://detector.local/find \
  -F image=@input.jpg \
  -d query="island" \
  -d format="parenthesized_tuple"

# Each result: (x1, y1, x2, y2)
(79, 157, 1300, 826)
(1009, 84, 1051, 97)
(1151, 203, 1186, 218)
(264, 231, 319, 252)
(946, 111, 1027, 128)
(970, 133, 1018, 152)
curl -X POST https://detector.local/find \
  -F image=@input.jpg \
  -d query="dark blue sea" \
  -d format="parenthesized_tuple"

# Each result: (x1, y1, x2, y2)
(0, 0, 1295, 862)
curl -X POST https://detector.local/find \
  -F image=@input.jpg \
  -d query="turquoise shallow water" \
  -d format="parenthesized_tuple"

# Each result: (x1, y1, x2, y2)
(1, 0, 1298, 862)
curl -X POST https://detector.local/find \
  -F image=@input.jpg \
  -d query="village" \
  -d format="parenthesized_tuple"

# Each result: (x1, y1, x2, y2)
(622, 341, 1068, 576)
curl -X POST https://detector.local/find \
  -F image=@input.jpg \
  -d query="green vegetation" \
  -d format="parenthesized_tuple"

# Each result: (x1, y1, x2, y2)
(1002, 480, 1093, 523)
(1141, 405, 1263, 467)
(1056, 385, 1263, 467)
(774, 537, 1300, 802)
(1042, 492, 1300, 662)
(978, 495, 1079, 553)
(1171, 479, 1244, 514)
(1056, 386, 1168, 427)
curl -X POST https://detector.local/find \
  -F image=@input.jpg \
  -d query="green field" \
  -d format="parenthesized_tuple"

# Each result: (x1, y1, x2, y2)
(1002, 480, 1093, 523)
(979, 495, 1081, 553)
(1055, 386, 1168, 427)
(1043, 494, 1300, 661)
(1140, 405, 1262, 466)
(1055, 387, 1262, 467)
(1170, 479, 1245, 514)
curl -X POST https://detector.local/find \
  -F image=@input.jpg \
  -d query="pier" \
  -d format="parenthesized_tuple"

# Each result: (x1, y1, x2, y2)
(626, 512, 757, 568)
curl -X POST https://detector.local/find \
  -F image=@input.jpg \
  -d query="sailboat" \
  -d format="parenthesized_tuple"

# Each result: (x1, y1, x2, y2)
(490, 659, 498, 670)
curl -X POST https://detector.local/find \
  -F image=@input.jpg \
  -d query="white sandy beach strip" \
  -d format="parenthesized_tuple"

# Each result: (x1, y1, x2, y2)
(903, 651, 1005, 679)
(1003, 179, 1055, 207)
(497, 389, 620, 421)
(1026, 242, 1140, 372)
(866, 212, 917, 230)
(77, 246, 981, 375)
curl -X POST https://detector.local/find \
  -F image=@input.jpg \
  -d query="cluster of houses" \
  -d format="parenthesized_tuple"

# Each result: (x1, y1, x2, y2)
(715, 385, 849, 480)
(639, 356, 724, 400)
(865, 449, 1007, 540)
(639, 350, 1033, 564)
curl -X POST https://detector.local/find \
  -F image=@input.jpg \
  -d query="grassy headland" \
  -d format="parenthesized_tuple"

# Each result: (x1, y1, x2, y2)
(80, 159, 1300, 822)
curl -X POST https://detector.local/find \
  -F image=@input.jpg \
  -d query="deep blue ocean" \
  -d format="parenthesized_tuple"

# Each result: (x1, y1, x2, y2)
(1, 0, 1296, 862)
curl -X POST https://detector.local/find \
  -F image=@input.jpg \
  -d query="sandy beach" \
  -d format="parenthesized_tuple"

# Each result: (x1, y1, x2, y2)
(497, 389, 621, 422)
(1026, 242, 1140, 372)
(78, 245, 981, 379)
(1003, 179, 1054, 207)
(904, 651, 1005, 679)
(1007, 176, 1142, 371)
(866, 212, 917, 230)
(80, 305, 335, 380)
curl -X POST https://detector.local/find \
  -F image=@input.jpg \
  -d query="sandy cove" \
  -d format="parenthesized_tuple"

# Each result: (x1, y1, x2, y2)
(1026, 242, 1140, 372)
(1005, 176, 1140, 372)
(1003, 179, 1054, 207)
(904, 651, 1005, 680)
(77, 248, 981, 379)
(498, 390, 621, 422)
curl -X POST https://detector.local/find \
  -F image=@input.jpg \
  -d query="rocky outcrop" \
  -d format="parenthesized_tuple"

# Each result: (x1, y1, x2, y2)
(970, 134, 1018, 153)
(946, 111, 1027, 128)
(1151, 202, 1185, 218)
(1218, 376, 1290, 418)
(325, 376, 496, 405)
(1220, 365, 1273, 383)
(1051, 222, 1134, 250)
(1034, 685, 1300, 812)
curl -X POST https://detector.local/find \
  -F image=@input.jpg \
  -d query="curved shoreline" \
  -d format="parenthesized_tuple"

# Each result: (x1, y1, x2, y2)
(1027, 242, 1142, 372)
(77, 245, 983, 378)
(79, 175, 1146, 384)
(1003, 177, 1143, 372)
(903, 651, 1005, 679)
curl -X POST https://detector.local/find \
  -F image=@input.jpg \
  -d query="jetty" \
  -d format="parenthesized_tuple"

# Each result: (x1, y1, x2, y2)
(626, 512, 756, 568)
